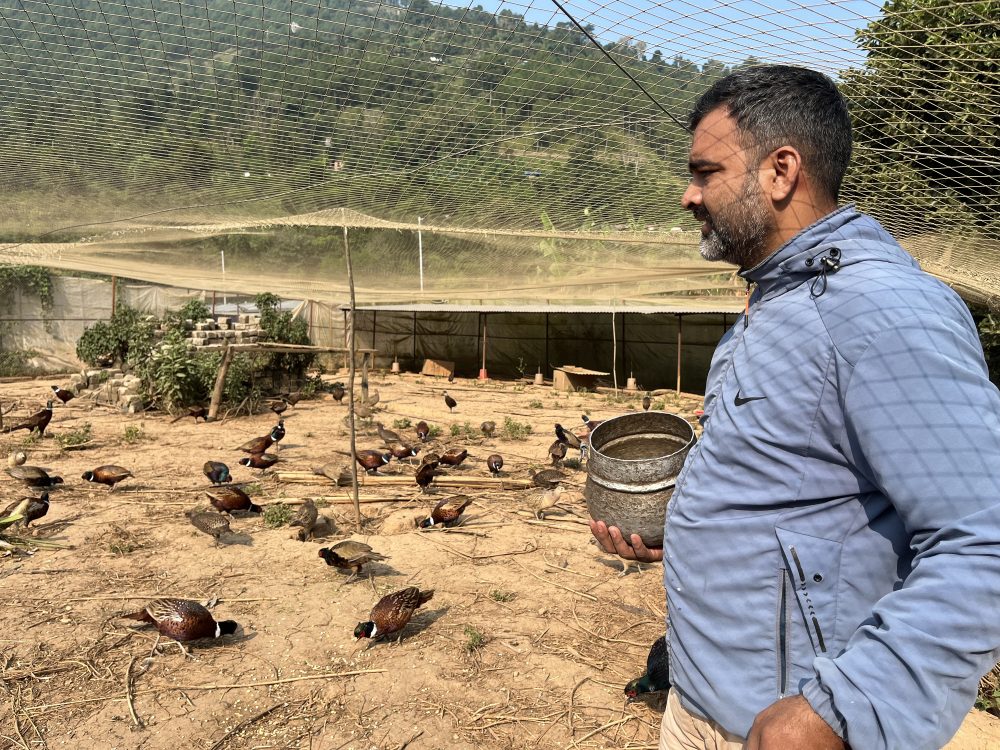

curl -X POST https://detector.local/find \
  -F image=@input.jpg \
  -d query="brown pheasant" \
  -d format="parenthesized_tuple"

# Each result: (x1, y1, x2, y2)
(353, 587, 434, 641)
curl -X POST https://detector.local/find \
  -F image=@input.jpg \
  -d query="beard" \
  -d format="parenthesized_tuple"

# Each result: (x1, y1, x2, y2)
(695, 174, 773, 269)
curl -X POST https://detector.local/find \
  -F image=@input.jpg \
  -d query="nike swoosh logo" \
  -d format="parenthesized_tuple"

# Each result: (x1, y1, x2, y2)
(734, 390, 766, 406)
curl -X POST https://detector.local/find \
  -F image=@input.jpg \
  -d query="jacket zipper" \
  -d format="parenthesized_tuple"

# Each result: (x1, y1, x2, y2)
(777, 569, 789, 698)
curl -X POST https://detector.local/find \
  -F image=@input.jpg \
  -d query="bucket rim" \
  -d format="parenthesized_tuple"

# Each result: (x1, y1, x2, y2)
(588, 411, 696, 464)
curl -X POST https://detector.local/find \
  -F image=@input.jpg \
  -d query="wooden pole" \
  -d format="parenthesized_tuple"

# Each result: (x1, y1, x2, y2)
(110, 275, 118, 316)
(343, 222, 362, 532)
(676, 314, 683, 397)
(208, 344, 235, 422)
(480, 314, 488, 378)
(611, 310, 618, 394)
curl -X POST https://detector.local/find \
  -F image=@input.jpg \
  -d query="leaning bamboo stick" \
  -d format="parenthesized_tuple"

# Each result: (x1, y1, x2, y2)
(276, 471, 532, 490)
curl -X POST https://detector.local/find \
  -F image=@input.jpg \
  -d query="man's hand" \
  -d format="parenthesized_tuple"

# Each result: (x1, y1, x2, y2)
(747, 695, 845, 750)
(589, 520, 663, 563)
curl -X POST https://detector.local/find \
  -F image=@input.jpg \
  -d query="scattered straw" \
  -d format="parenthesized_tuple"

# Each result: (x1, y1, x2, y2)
(512, 561, 598, 602)
(208, 700, 303, 750)
(124, 654, 143, 728)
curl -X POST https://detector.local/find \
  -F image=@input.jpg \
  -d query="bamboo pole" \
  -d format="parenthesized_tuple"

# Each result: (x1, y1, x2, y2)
(343, 221, 361, 532)
(611, 309, 618, 395)
(275, 471, 533, 490)
(676, 314, 683, 397)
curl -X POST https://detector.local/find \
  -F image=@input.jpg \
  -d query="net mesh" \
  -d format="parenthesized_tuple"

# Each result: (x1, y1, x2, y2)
(0, 0, 996, 307)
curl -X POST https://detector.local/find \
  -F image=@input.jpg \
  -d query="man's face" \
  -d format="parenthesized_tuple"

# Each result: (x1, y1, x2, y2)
(681, 107, 774, 270)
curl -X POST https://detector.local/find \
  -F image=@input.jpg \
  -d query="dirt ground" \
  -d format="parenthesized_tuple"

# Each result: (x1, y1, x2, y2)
(2, 372, 998, 750)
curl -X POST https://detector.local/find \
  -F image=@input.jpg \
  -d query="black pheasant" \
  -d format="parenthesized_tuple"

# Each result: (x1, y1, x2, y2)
(3, 401, 53, 436)
(171, 406, 208, 424)
(443, 391, 457, 412)
(50, 385, 74, 404)
(486, 454, 504, 477)
(625, 636, 671, 699)
(1, 491, 50, 527)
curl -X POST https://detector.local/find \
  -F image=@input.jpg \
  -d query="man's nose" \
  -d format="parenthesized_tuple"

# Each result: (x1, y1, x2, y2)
(681, 181, 700, 210)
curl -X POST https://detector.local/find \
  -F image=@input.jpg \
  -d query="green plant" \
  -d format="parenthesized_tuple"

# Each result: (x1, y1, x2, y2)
(0, 265, 53, 313)
(77, 305, 155, 367)
(263, 502, 292, 528)
(122, 424, 146, 444)
(106, 524, 146, 555)
(489, 589, 515, 603)
(162, 298, 212, 331)
(427, 424, 443, 439)
(450, 422, 479, 439)
(562, 457, 582, 470)
(393, 417, 412, 429)
(255, 292, 313, 376)
(0, 349, 39, 377)
(463, 625, 486, 653)
(979, 665, 1000, 717)
(140, 329, 208, 412)
(500, 417, 532, 441)
(18, 432, 40, 447)
(528, 399, 544, 409)
(54, 423, 92, 447)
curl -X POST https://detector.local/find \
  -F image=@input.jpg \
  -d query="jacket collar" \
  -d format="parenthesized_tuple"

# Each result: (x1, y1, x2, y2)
(738, 204, 860, 292)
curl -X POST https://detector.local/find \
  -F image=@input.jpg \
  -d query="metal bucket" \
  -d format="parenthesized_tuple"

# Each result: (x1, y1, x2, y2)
(585, 411, 696, 547)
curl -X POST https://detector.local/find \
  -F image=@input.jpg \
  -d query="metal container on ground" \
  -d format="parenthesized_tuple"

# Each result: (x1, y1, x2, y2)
(585, 411, 696, 547)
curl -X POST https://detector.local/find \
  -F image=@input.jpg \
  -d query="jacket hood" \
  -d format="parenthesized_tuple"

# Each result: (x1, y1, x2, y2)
(739, 204, 920, 298)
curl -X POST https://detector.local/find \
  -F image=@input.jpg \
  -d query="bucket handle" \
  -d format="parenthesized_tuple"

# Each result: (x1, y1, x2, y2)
(587, 476, 677, 494)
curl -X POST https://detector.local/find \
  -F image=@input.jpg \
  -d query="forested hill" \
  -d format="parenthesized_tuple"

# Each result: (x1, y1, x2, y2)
(0, 0, 742, 235)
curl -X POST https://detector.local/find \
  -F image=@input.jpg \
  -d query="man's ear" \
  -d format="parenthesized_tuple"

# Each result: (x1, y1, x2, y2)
(766, 146, 802, 202)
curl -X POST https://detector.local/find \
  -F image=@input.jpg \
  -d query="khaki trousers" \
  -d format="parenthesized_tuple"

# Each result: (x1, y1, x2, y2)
(659, 689, 747, 750)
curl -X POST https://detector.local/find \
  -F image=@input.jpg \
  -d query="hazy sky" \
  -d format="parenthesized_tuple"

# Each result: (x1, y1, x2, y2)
(464, 0, 884, 74)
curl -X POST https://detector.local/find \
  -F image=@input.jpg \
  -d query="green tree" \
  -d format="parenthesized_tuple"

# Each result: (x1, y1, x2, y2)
(840, 0, 999, 232)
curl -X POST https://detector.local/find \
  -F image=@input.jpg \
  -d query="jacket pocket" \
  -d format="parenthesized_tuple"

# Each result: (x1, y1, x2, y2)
(774, 527, 843, 659)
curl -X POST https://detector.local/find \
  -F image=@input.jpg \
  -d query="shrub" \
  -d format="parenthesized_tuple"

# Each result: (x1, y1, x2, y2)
(54, 423, 92, 448)
(122, 424, 146, 444)
(263, 502, 292, 528)
(0, 349, 38, 377)
(77, 305, 155, 367)
(501, 417, 532, 441)
(463, 625, 486, 653)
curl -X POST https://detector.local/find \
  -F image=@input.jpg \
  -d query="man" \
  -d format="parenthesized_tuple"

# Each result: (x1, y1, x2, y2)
(591, 65, 1000, 750)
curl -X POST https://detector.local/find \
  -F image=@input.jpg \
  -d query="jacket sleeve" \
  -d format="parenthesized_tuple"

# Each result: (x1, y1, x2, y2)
(801, 313, 1000, 750)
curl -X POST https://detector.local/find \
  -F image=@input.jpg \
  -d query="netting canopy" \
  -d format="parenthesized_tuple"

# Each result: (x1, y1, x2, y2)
(0, 0, 996, 307)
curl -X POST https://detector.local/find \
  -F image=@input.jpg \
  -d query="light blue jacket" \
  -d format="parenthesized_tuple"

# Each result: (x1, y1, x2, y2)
(663, 205, 1000, 749)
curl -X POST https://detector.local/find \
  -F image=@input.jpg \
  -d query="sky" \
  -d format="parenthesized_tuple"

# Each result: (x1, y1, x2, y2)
(458, 0, 885, 74)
